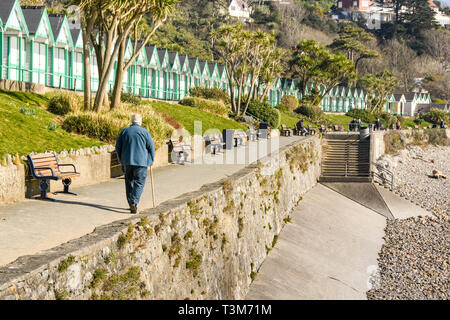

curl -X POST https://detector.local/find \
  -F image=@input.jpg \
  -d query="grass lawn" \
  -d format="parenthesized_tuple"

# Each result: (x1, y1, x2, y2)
(148, 101, 248, 134)
(279, 111, 315, 129)
(323, 114, 354, 131)
(401, 117, 432, 129)
(0, 90, 104, 156)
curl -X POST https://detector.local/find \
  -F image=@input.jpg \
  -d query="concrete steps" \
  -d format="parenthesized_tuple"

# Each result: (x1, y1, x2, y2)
(321, 134, 370, 182)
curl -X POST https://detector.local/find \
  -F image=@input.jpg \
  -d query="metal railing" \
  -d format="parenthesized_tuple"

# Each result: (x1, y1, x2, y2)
(321, 160, 371, 177)
(371, 162, 394, 191)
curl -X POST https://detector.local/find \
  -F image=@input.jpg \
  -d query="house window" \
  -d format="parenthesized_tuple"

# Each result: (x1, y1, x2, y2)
(338, 2, 342, 8)
(353, 1, 357, 6)
(231, 5, 236, 11)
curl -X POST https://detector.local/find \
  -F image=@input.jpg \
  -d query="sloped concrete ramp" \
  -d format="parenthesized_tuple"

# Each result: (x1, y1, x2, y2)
(321, 182, 394, 219)
(246, 184, 386, 300)
(374, 184, 431, 219)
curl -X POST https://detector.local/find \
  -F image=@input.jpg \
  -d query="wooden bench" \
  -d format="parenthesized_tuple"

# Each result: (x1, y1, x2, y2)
(204, 134, 224, 154)
(27, 152, 80, 201)
(168, 138, 192, 164)
(280, 124, 291, 136)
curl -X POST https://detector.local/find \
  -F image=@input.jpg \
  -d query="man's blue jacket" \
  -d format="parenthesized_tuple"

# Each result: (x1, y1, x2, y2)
(115, 124, 155, 167)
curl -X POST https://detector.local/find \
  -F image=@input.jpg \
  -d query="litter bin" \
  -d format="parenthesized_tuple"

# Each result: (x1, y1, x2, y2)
(222, 129, 235, 150)
(360, 127, 369, 141)
(259, 122, 269, 139)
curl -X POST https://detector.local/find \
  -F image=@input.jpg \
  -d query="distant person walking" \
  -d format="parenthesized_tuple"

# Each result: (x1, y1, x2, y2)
(115, 114, 155, 214)
(374, 118, 382, 131)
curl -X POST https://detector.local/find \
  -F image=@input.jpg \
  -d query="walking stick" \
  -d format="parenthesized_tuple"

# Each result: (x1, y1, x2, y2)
(150, 166, 156, 208)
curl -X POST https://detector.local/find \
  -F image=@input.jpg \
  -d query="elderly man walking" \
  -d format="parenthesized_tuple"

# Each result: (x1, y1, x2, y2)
(115, 114, 155, 214)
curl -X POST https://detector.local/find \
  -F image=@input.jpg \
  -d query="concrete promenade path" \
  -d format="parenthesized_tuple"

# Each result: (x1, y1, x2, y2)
(0, 136, 303, 267)
(246, 183, 387, 300)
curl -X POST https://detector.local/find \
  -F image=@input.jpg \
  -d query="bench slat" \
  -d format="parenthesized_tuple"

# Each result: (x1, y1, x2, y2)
(33, 161, 58, 167)
(30, 154, 56, 160)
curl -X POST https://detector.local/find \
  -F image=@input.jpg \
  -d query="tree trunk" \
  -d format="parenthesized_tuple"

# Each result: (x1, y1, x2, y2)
(111, 39, 127, 110)
(81, 18, 92, 111)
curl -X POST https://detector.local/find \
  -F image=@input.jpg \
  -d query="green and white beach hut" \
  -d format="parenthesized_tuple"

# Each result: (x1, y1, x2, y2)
(157, 47, 170, 100)
(178, 53, 191, 99)
(21, 6, 53, 85)
(198, 59, 211, 89)
(144, 44, 160, 99)
(168, 50, 182, 101)
(0, 0, 29, 82)
(70, 28, 83, 91)
(188, 57, 201, 88)
(48, 13, 73, 89)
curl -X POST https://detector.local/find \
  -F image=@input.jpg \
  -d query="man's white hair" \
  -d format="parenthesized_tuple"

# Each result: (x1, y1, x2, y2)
(132, 113, 142, 125)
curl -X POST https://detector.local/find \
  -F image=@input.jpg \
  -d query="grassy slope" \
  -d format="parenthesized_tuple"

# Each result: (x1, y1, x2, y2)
(0, 90, 104, 156)
(148, 101, 248, 134)
(279, 111, 314, 128)
(323, 114, 353, 131)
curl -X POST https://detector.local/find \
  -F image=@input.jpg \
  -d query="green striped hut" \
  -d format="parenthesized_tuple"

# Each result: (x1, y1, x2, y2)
(0, 0, 29, 82)
(48, 13, 73, 89)
(69, 28, 83, 91)
(217, 64, 228, 91)
(144, 44, 160, 99)
(156, 47, 170, 99)
(188, 57, 201, 88)
(178, 53, 191, 99)
(21, 6, 53, 86)
(168, 50, 182, 101)
(198, 59, 211, 89)
(129, 41, 148, 97)
(207, 62, 220, 89)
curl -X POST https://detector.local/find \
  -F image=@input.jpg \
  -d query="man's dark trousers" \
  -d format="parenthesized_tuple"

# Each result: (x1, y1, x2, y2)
(124, 165, 147, 206)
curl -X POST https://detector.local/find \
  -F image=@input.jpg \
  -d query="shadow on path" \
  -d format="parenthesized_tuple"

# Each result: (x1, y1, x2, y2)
(52, 199, 130, 214)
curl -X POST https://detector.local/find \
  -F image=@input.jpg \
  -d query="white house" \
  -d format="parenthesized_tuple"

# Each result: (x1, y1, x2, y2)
(229, 0, 252, 22)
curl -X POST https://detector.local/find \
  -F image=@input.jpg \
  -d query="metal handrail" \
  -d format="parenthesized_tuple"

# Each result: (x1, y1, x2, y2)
(371, 162, 394, 191)
(322, 161, 371, 177)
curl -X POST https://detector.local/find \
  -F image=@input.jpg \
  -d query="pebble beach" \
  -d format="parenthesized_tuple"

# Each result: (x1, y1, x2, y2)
(368, 145, 449, 300)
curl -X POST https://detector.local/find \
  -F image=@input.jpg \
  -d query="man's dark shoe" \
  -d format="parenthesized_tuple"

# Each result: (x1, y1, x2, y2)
(130, 204, 137, 214)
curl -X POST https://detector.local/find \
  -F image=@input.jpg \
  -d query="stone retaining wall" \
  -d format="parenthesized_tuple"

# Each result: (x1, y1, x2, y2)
(370, 128, 450, 163)
(0, 144, 169, 204)
(0, 136, 321, 300)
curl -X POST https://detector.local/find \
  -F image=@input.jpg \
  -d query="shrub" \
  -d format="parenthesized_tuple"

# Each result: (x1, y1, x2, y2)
(295, 104, 324, 121)
(275, 104, 288, 113)
(384, 132, 407, 154)
(346, 109, 376, 124)
(425, 129, 449, 146)
(120, 92, 141, 104)
(19, 106, 36, 116)
(62, 104, 173, 149)
(180, 97, 229, 116)
(189, 87, 229, 103)
(47, 92, 83, 115)
(281, 95, 299, 112)
(413, 118, 424, 125)
(48, 94, 71, 115)
(247, 100, 281, 129)
(421, 108, 449, 124)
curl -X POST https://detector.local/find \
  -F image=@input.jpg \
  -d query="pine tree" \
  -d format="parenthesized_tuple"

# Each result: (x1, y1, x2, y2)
(402, 0, 438, 34)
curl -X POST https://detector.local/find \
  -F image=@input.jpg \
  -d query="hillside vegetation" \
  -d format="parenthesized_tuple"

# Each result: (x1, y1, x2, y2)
(0, 90, 104, 156)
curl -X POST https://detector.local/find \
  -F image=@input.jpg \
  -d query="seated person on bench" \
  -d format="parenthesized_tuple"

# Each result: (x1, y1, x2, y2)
(295, 119, 308, 136)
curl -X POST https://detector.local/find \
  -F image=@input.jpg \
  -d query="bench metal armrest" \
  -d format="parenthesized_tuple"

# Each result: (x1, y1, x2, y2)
(33, 166, 56, 178)
(58, 163, 78, 173)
